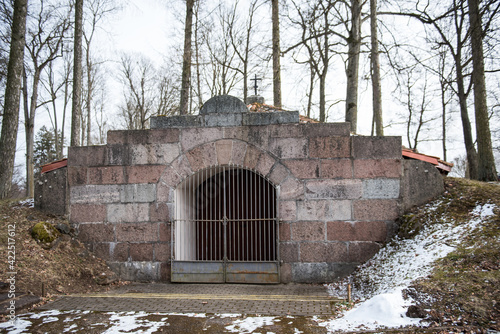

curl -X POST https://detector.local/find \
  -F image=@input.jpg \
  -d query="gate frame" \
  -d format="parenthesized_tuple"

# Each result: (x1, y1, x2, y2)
(171, 164, 281, 284)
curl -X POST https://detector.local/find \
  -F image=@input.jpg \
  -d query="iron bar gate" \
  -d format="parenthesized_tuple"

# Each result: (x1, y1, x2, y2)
(171, 165, 280, 283)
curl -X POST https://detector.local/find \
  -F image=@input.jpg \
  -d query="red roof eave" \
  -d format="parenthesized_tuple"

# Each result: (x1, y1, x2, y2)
(41, 158, 68, 174)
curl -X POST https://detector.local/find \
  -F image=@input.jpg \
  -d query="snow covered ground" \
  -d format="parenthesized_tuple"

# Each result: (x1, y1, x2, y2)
(319, 202, 497, 332)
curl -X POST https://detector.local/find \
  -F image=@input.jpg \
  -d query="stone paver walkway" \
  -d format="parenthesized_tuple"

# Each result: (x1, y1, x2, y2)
(40, 283, 342, 316)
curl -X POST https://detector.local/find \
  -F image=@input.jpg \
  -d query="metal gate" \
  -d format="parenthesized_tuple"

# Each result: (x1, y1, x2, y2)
(171, 165, 279, 283)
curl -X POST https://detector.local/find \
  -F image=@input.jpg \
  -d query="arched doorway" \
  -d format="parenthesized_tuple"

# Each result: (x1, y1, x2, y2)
(172, 165, 279, 283)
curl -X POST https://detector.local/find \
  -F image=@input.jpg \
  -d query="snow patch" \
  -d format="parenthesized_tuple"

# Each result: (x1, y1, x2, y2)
(103, 311, 167, 334)
(225, 316, 276, 333)
(322, 202, 497, 332)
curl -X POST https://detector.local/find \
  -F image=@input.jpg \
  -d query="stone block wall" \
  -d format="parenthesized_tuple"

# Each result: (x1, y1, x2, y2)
(68, 119, 402, 283)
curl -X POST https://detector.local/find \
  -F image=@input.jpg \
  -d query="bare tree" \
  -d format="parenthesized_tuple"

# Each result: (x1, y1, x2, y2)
(0, 0, 27, 199)
(467, 0, 498, 181)
(24, 0, 71, 197)
(272, 0, 281, 107)
(370, 0, 383, 135)
(345, 0, 363, 133)
(180, 0, 194, 115)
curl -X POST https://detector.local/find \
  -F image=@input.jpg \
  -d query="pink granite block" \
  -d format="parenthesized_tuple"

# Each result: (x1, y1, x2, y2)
(125, 165, 165, 184)
(129, 243, 153, 261)
(284, 160, 320, 179)
(78, 223, 114, 243)
(215, 140, 232, 165)
(111, 242, 129, 261)
(279, 177, 304, 200)
(353, 199, 399, 221)
(154, 243, 171, 262)
(244, 145, 261, 169)
(255, 153, 276, 176)
(327, 221, 387, 242)
(299, 242, 347, 262)
(181, 127, 223, 151)
(309, 137, 350, 158)
(321, 159, 352, 179)
(159, 222, 171, 242)
(268, 163, 289, 185)
(150, 203, 169, 222)
(279, 200, 297, 221)
(354, 159, 402, 178)
(269, 137, 307, 159)
(71, 204, 106, 223)
(186, 143, 217, 172)
(349, 242, 380, 262)
(231, 140, 247, 165)
(280, 243, 299, 262)
(291, 221, 325, 241)
(68, 166, 87, 186)
(116, 223, 158, 242)
(87, 166, 124, 185)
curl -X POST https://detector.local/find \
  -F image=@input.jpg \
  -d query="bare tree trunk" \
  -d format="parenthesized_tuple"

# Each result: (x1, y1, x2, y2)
(345, 0, 361, 133)
(307, 62, 314, 118)
(86, 54, 92, 145)
(194, 1, 203, 109)
(456, 54, 478, 179)
(180, 0, 194, 115)
(370, 0, 383, 136)
(71, 0, 83, 146)
(25, 67, 42, 198)
(272, 0, 281, 107)
(0, 0, 27, 199)
(467, 0, 497, 181)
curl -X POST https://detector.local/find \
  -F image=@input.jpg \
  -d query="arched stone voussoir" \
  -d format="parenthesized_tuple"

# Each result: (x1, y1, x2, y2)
(158, 154, 193, 189)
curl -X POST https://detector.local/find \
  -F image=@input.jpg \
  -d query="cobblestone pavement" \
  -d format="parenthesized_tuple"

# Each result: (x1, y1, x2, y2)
(40, 283, 342, 316)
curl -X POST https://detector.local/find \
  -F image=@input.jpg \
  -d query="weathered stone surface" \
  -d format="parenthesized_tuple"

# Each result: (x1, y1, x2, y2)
(110, 242, 129, 261)
(354, 159, 401, 178)
(130, 144, 179, 165)
(279, 177, 304, 200)
(299, 242, 347, 262)
(93, 243, 111, 260)
(68, 146, 107, 166)
(156, 181, 174, 202)
(349, 242, 380, 263)
(215, 140, 232, 165)
(35, 168, 68, 215)
(231, 126, 269, 147)
(269, 138, 307, 159)
(297, 200, 352, 221)
(291, 221, 325, 241)
(87, 166, 124, 185)
(242, 111, 299, 126)
(159, 222, 171, 242)
(352, 136, 401, 159)
(107, 203, 150, 223)
(108, 261, 160, 282)
(292, 263, 328, 283)
(120, 184, 156, 203)
(204, 113, 243, 127)
(363, 179, 400, 199)
(151, 115, 203, 128)
(150, 203, 169, 222)
(269, 124, 303, 138)
(255, 153, 275, 176)
(284, 160, 320, 179)
(181, 127, 224, 151)
(68, 166, 87, 186)
(302, 123, 351, 137)
(200, 95, 247, 114)
(268, 163, 289, 185)
(125, 165, 165, 184)
(107, 129, 180, 145)
(231, 141, 247, 165)
(160, 263, 171, 281)
(78, 223, 114, 243)
(129, 243, 153, 261)
(107, 145, 130, 166)
(243, 145, 261, 169)
(321, 159, 352, 179)
(353, 199, 399, 221)
(309, 137, 350, 158)
(154, 243, 171, 262)
(279, 200, 297, 221)
(305, 179, 362, 199)
(403, 160, 444, 211)
(279, 222, 291, 241)
(70, 185, 120, 204)
(116, 223, 158, 242)
(280, 243, 299, 262)
(71, 204, 106, 223)
(280, 263, 292, 283)
(185, 143, 217, 172)
(327, 221, 387, 242)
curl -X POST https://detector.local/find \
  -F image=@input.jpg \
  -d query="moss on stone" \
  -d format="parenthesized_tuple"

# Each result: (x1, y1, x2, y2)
(31, 221, 61, 246)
